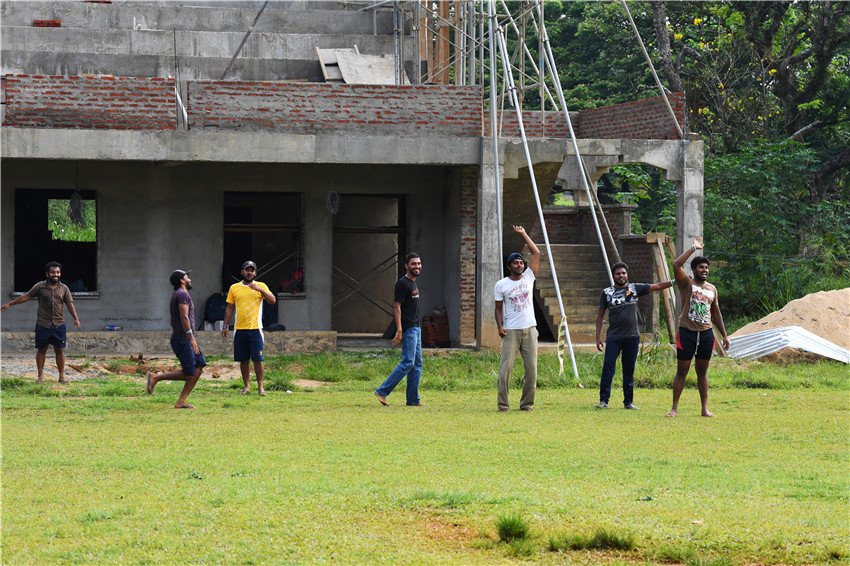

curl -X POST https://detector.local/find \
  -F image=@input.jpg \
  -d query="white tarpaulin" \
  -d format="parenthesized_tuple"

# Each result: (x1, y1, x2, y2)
(726, 325, 850, 364)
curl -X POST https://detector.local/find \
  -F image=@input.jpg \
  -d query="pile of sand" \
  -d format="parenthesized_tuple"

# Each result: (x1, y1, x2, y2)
(731, 288, 850, 362)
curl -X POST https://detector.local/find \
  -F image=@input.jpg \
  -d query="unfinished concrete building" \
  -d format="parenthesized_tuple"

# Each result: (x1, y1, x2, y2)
(1, 1, 703, 355)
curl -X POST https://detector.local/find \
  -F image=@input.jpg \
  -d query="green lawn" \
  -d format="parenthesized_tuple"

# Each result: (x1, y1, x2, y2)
(2, 351, 848, 565)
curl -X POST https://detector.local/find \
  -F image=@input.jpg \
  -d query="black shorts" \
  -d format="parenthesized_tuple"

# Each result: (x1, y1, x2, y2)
(35, 324, 66, 349)
(170, 338, 207, 376)
(676, 327, 715, 361)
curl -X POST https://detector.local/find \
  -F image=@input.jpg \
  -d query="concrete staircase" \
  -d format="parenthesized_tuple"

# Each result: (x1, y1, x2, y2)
(1, 1, 397, 80)
(534, 244, 610, 343)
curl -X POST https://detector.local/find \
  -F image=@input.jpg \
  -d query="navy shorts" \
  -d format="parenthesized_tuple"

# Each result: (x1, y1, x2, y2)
(170, 338, 207, 376)
(677, 327, 715, 361)
(35, 324, 66, 349)
(233, 329, 264, 362)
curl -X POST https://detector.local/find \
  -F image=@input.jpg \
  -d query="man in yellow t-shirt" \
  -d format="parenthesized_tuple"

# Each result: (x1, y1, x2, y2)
(222, 260, 276, 396)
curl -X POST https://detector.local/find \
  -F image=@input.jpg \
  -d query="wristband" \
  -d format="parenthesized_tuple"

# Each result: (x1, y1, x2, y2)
(691, 245, 696, 253)
(186, 329, 193, 335)
(670, 280, 675, 286)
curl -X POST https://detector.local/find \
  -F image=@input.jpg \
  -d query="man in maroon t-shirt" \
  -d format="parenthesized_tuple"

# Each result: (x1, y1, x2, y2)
(145, 269, 205, 409)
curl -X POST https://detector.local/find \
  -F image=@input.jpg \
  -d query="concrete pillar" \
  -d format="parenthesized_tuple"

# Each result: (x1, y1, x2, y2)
(676, 137, 704, 265)
(302, 190, 333, 331)
(477, 144, 504, 348)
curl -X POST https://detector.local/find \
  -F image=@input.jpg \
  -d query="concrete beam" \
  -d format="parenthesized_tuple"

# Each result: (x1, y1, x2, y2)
(1, 128, 482, 166)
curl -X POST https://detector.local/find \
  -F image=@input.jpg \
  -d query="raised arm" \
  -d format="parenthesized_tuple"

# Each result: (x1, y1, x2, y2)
(673, 237, 703, 285)
(514, 225, 540, 275)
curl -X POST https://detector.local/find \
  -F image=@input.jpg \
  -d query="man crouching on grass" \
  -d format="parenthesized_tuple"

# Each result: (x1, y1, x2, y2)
(146, 269, 205, 409)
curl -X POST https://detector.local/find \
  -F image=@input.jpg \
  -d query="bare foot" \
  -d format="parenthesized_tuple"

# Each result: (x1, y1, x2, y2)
(702, 410, 716, 417)
(239, 388, 250, 395)
(146, 371, 155, 395)
(58, 377, 68, 384)
(175, 403, 195, 409)
(665, 410, 678, 417)
(258, 389, 266, 396)
(36, 377, 44, 384)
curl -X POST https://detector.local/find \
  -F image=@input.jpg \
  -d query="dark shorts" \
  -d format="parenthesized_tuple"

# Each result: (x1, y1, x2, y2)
(35, 324, 66, 349)
(233, 329, 264, 362)
(170, 338, 207, 376)
(677, 327, 715, 361)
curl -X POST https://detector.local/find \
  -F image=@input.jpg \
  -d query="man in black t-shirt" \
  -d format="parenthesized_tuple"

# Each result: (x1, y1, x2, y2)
(594, 262, 674, 410)
(374, 253, 425, 407)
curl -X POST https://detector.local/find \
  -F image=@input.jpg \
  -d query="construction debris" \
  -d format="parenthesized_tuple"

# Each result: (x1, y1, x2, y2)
(728, 288, 850, 363)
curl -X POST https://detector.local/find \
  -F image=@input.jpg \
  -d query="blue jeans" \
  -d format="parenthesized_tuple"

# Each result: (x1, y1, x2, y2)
(376, 326, 422, 405)
(599, 336, 640, 406)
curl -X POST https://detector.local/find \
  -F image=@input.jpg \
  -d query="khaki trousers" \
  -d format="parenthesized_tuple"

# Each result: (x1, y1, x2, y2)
(497, 326, 538, 410)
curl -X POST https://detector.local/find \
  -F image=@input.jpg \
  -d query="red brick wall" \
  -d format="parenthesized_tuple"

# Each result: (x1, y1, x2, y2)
(2, 75, 176, 130)
(459, 165, 478, 344)
(577, 93, 684, 140)
(187, 82, 482, 135)
(3, 75, 682, 141)
(491, 93, 684, 140)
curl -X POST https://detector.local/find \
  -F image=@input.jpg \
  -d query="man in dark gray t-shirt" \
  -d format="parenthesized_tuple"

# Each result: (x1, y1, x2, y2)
(594, 262, 673, 409)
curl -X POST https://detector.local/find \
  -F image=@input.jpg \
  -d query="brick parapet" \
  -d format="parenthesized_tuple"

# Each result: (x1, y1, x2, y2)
(186, 81, 482, 135)
(3, 75, 683, 141)
(2, 74, 176, 130)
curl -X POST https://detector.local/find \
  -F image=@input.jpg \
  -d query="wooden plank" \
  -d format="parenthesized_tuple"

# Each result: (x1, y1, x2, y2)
(652, 241, 676, 343)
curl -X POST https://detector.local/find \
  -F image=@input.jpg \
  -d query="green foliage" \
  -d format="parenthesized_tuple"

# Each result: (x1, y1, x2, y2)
(47, 198, 96, 242)
(704, 138, 850, 317)
(496, 511, 530, 542)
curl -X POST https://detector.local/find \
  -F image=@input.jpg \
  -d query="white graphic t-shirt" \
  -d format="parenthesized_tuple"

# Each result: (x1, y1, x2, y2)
(494, 269, 537, 330)
(678, 280, 717, 332)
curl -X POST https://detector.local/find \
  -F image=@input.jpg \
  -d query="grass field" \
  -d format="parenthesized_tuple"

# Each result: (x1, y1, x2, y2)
(2, 350, 848, 565)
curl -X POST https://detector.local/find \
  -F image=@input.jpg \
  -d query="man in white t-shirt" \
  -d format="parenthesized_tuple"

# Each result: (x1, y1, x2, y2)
(494, 225, 540, 412)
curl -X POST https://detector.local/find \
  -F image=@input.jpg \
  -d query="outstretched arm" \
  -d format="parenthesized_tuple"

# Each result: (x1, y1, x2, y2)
(1, 294, 32, 311)
(673, 237, 703, 285)
(647, 280, 675, 293)
(513, 225, 540, 275)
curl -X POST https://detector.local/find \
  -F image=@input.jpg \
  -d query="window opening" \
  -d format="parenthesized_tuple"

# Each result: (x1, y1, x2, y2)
(15, 188, 98, 292)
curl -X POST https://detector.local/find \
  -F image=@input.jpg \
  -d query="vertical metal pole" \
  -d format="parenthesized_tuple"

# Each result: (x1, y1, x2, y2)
(488, 0, 503, 262)
(412, 1, 421, 84)
(539, 23, 614, 285)
(494, 23, 583, 386)
(393, 0, 399, 85)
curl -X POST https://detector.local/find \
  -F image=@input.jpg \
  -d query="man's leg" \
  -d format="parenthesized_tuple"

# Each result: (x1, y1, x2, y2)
(694, 358, 714, 417)
(376, 328, 415, 402)
(405, 327, 423, 406)
(518, 327, 538, 410)
(497, 331, 520, 411)
(240, 361, 251, 393)
(254, 360, 265, 396)
(175, 366, 202, 408)
(667, 359, 691, 417)
(54, 345, 68, 383)
(35, 346, 48, 382)
(598, 338, 622, 406)
(620, 337, 640, 407)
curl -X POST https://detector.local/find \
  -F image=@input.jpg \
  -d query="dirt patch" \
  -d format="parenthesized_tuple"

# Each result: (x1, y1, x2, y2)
(731, 288, 850, 362)
(293, 379, 328, 388)
(420, 516, 480, 543)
